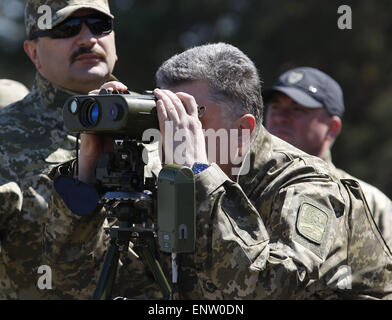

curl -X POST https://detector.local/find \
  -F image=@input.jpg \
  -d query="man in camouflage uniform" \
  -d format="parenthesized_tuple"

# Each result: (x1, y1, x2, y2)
(46, 43, 392, 299)
(0, 79, 29, 109)
(0, 0, 118, 299)
(263, 67, 392, 248)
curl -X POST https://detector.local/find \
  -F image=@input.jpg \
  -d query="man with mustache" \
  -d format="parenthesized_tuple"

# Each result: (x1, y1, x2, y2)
(0, 0, 118, 299)
(263, 67, 392, 248)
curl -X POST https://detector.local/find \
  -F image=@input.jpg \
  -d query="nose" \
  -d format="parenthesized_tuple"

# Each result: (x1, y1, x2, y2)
(75, 23, 98, 47)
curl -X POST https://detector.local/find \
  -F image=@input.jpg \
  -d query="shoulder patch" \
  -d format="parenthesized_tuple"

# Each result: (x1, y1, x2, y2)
(296, 202, 328, 244)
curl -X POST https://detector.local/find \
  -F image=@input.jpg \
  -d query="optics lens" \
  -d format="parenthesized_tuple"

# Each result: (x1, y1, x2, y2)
(89, 103, 99, 125)
(108, 104, 122, 121)
(69, 99, 78, 114)
(80, 99, 100, 128)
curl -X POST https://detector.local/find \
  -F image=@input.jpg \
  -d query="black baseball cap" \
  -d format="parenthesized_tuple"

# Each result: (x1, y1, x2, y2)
(263, 67, 345, 118)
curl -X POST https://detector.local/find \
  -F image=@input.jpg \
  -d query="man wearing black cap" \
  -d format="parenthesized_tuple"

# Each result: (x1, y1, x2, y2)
(263, 67, 392, 247)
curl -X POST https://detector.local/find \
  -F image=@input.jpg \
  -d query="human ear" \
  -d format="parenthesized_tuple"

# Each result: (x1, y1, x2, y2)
(24, 40, 41, 69)
(235, 114, 256, 154)
(326, 116, 342, 141)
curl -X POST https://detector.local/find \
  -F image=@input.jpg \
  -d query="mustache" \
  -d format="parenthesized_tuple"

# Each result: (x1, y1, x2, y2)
(70, 47, 106, 63)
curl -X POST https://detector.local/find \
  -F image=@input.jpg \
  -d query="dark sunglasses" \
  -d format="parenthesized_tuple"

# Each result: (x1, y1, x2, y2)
(29, 14, 113, 40)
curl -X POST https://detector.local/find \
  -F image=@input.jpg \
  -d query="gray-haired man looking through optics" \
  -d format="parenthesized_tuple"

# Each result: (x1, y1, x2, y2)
(48, 44, 392, 299)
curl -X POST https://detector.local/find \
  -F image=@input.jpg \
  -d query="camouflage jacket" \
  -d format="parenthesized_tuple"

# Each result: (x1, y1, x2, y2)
(0, 72, 87, 299)
(45, 126, 392, 299)
(323, 150, 392, 248)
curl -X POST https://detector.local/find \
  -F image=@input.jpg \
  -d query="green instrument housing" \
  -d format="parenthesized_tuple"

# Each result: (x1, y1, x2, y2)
(157, 165, 196, 253)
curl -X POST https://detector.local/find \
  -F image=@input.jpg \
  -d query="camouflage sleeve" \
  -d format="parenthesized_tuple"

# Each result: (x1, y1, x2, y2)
(44, 161, 110, 299)
(190, 163, 345, 299)
(0, 182, 23, 228)
(377, 200, 392, 249)
(359, 182, 392, 249)
(0, 175, 59, 299)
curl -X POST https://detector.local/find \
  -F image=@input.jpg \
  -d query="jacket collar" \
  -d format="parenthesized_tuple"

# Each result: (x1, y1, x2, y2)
(33, 72, 118, 110)
(321, 149, 333, 164)
(237, 125, 276, 197)
(34, 72, 80, 111)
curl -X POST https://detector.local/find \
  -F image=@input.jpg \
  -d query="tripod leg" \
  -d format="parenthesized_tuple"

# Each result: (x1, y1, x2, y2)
(137, 244, 173, 299)
(93, 240, 120, 300)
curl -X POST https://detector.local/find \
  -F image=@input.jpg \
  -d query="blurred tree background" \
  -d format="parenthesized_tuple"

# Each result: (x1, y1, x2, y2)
(0, 0, 391, 197)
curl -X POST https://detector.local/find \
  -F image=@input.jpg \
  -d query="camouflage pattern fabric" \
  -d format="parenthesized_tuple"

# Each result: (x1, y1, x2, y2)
(322, 150, 392, 249)
(0, 72, 80, 299)
(46, 126, 392, 299)
(0, 0, 118, 300)
(0, 71, 114, 299)
(45, 144, 164, 299)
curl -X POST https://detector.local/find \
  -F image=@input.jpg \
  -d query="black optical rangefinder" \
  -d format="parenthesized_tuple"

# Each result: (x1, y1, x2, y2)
(63, 89, 206, 141)
(63, 89, 160, 140)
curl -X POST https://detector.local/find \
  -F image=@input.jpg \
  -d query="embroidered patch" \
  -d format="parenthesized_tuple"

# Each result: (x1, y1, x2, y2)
(288, 71, 303, 84)
(296, 202, 328, 244)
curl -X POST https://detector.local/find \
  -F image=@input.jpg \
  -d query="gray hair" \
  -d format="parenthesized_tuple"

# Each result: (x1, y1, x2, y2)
(155, 42, 263, 125)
